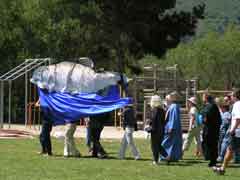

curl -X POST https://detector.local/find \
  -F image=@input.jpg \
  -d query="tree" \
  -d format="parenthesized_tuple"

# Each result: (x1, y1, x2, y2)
(95, 0, 205, 73)
(156, 25, 240, 89)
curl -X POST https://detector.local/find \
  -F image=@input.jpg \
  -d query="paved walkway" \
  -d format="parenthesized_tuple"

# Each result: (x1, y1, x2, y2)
(1, 124, 147, 139)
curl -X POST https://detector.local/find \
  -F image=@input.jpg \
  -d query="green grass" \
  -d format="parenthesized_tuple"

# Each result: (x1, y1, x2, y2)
(0, 137, 239, 180)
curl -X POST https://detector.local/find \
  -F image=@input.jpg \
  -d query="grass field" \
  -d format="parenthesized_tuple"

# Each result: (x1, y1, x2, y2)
(0, 137, 239, 180)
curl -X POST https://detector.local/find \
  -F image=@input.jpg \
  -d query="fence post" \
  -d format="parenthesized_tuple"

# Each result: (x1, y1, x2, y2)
(0, 81, 4, 128)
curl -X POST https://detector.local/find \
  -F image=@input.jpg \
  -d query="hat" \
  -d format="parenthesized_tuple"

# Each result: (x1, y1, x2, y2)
(187, 97, 197, 105)
(150, 95, 161, 108)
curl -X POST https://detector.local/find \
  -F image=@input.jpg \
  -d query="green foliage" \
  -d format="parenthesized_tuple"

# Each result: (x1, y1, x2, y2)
(159, 25, 240, 89)
(177, 0, 240, 35)
(0, 0, 205, 75)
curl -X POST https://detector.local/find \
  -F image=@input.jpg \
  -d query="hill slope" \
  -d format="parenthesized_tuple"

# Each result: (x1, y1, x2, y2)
(176, 0, 240, 34)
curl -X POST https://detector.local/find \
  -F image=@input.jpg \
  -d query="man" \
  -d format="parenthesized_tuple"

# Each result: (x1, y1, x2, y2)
(161, 92, 182, 162)
(213, 89, 240, 175)
(64, 122, 81, 157)
(118, 105, 140, 160)
(89, 112, 109, 158)
(35, 99, 53, 156)
(201, 93, 221, 167)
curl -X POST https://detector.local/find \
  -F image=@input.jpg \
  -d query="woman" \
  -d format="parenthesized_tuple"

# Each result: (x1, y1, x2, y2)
(182, 97, 202, 156)
(217, 101, 231, 162)
(149, 95, 166, 165)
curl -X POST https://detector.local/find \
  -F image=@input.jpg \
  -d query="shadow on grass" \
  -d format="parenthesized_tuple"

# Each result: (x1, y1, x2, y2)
(228, 164, 240, 168)
(48, 154, 208, 167)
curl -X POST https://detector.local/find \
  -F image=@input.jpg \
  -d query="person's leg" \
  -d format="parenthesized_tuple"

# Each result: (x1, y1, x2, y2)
(125, 127, 140, 159)
(39, 123, 47, 154)
(222, 148, 233, 170)
(194, 127, 202, 156)
(183, 129, 195, 152)
(151, 132, 160, 163)
(86, 126, 92, 151)
(218, 134, 230, 161)
(46, 123, 52, 155)
(90, 128, 98, 157)
(68, 123, 80, 157)
(209, 140, 218, 166)
(218, 127, 224, 154)
(119, 132, 127, 159)
(64, 123, 72, 156)
(96, 127, 107, 157)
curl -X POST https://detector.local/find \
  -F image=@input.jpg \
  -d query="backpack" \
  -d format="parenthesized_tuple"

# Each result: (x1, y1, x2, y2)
(196, 113, 204, 126)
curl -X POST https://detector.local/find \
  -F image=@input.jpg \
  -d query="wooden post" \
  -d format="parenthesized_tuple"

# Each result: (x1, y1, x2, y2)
(8, 81, 12, 128)
(186, 80, 189, 108)
(132, 76, 137, 122)
(153, 64, 157, 93)
(143, 100, 147, 124)
(0, 81, 4, 128)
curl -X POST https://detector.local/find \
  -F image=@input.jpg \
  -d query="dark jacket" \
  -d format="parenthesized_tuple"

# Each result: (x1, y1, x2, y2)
(123, 106, 137, 129)
(89, 112, 110, 129)
(150, 107, 165, 133)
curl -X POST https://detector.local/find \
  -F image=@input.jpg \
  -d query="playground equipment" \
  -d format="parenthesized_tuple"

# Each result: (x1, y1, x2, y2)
(0, 58, 51, 128)
(130, 64, 198, 131)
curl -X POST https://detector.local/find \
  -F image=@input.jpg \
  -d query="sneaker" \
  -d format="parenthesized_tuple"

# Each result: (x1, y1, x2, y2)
(213, 167, 225, 175)
(98, 153, 107, 159)
(135, 156, 141, 160)
(152, 161, 158, 165)
(37, 151, 46, 155)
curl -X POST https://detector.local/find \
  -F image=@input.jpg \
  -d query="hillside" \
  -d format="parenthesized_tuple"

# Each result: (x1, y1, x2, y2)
(176, 0, 240, 34)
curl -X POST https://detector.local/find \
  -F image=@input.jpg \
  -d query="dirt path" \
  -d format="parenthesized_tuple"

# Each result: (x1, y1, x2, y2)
(0, 124, 147, 139)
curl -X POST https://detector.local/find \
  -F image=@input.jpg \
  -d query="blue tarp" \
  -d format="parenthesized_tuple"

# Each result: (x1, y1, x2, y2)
(39, 85, 132, 125)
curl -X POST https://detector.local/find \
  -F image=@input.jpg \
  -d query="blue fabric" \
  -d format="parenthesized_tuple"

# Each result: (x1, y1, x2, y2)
(197, 113, 204, 126)
(161, 103, 182, 161)
(39, 86, 132, 125)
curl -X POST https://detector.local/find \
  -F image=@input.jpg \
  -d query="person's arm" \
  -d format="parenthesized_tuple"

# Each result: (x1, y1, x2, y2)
(230, 118, 240, 135)
(189, 114, 195, 131)
(35, 99, 40, 107)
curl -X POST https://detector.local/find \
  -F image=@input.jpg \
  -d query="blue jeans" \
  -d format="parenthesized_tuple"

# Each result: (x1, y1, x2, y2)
(86, 126, 91, 149)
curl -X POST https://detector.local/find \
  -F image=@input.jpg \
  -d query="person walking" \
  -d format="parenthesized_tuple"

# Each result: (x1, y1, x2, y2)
(201, 93, 221, 167)
(182, 97, 202, 156)
(89, 112, 108, 158)
(217, 101, 231, 162)
(35, 99, 53, 156)
(213, 89, 240, 175)
(119, 105, 140, 160)
(148, 95, 166, 165)
(161, 92, 182, 162)
(64, 122, 81, 157)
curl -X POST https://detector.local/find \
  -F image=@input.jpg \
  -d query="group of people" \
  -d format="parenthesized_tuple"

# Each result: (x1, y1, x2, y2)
(143, 89, 240, 175)
(36, 89, 240, 176)
(36, 101, 110, 159)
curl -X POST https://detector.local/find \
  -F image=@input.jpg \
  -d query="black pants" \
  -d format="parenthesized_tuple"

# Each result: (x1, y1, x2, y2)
(40, 121, 52, 154)
(90, 127, 106, 157)
(151, 132, 166, 162)
(202, 129, 218, 166)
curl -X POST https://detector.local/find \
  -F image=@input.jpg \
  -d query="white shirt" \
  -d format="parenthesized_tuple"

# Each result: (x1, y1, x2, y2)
(189, 106, 198, 127)
(231, 100, 240, 131)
